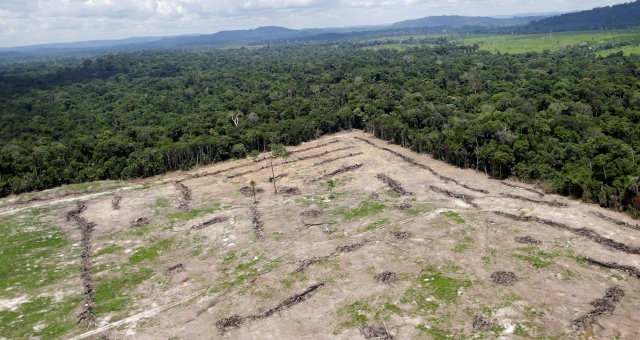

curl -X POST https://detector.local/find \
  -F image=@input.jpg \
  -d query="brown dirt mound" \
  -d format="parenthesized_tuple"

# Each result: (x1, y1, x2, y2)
(191, 216, 229, 230)
(175, 181, 192, 211)
(111, 195, 121, 210)
(472, 315, 494, 331)
(313, 152, 364, 166)
(130, 217, 150, 228)
(430, 185, 479, 208)
(494, 211, 640, 255)
(250, 205, 265, 240)
(583, 257, 640, 280)
(165, 263, 185, 276)
(360, 324, 393, 339)
(391, 231, 412, 240)
(375, 271, 397, 284)
(279, 186, 301, 195)
(501, 181, 545, 197)
(572, 286, 625, 330)
(393, 203, 412, 210)
(312, 163, 363, 182)
(499, 193, 567, 208)
(239, 186, 264, 197)
(490, 271, 518, 286)
(590, 211, 640, 232)
(376, 174, 411, 195)
(514, 235, 541, 245)
(216, 283, 325, 333)
(301, 209, 323, 218)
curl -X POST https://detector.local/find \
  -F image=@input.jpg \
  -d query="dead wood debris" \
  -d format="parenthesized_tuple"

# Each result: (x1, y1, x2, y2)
(175, 181, 192, 211)
(279, 186, 301, 195)
(191, 216, 229, 230)
(590, 211, 640, 232)
(500, 193, 567, 208)
(572, 286, 625, 331)
(493, 211, 640, 255)
(354, 136, 487, 194)
(501, 181, 545, 197)
(228, 147, 354, 179)
(301, 209, 323, 218)
(514, 235, 541, 245)
(268, 173, 288, 182)
(239, 186, 264, 197)
(312, 163, 363, 182)
(165, 263, 185, 276)
(393, 203, 412, 210)
(313, 152, 364, 166)
(360, 323, 393, 340)
(429, 185, 479, 208)
(252, 140, 340, 162)
(67, 201, 96, 327)
(376, 174, 412, 195)
(391, 231, 412, 240)
(216, 283, 325, 333)
(295, 241, 368, 272)
(472, 315, 494, 331)
(375, 271, 398, 284)
(130, 217, 150, 228)
(582, 257, 640, 280)
(250, 204, 265, 240)
(111, 195, 121, 210)
(490, 271, 518, 286)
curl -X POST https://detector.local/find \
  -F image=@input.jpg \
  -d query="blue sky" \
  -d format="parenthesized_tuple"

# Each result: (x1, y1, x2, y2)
(0, 0, 631, 47)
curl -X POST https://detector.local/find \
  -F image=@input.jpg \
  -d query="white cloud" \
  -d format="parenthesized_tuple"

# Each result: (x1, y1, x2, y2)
(0, 0, 632, 47)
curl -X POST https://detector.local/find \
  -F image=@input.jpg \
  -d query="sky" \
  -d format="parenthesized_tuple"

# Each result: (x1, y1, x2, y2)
(0, 0, 632, 47)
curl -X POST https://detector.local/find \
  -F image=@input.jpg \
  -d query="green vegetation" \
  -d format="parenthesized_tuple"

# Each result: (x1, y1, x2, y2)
(452, 237, 473, 253)
(513, 247, 558, 269)
(0, 296, 82, 340)
(401, 266, 472, 317)
(94, 268, 154, 314)
(337, 300, 372, 328)
(335, 200, 386, 221)
(405, 202, 436, 216)
(359, 218, 389, 232)
(129, 238, 174, 264)
(442, 211, 465, 224)
(0, 214, 74, 294)
(168, 203, 222, 223)
(417, 324, 466, 340)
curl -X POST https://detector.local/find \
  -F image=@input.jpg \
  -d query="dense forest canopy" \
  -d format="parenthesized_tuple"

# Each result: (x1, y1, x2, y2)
(1, 41, 640, 215)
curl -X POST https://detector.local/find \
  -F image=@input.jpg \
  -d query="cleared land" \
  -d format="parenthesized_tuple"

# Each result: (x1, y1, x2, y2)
(1, 130, 640, 339)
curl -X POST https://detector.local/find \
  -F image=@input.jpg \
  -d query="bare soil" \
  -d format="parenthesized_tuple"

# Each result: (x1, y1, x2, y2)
(4, 131, 640, 340)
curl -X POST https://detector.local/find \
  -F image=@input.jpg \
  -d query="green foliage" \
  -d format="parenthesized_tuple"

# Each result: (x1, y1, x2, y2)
(337, 301, 371, 328)
(442, 211, 465, 223)
(129, 239, 174, 264)
(335, 200, 386, 221)
(0, 215, 73, 294)
(94, 268, 154, 314)
(512, 247, 557, 269)
(359, 218, 389, 232)
(0, 296, 82, 340)
(168, 203, 221, 223)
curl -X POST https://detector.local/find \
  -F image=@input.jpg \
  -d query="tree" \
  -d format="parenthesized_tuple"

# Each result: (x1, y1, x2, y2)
(269, 143, 288, 194)
(249, 180, 257, 203)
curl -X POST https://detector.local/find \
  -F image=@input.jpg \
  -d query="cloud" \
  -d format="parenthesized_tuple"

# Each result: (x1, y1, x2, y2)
(0, 0, 632, 47)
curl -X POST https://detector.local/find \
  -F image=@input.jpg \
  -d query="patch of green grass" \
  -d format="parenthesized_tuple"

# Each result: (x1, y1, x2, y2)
(335, 200, 386, 221)
(273, 231, 284, 241)
(405, 203, 436, 216)
(359, 218, 389, 232)
(0, 215, 74, 294)
(129, 239, 174, 264)
(596, 44, 640, 57)
(154, 197, 171, 208)
(337, 301, 371, 328)
(453, 237, 473, 253)
(442, 211, 465, 223)
(0, 295, 82, 340)
(95, 245, 123, 257)
(417, 324, 466, 340)
(385, 189, 401, 198)
(512, 247, 557, 269)
(401, 266, 471, 316)
(214, 257, 282, 293)
(223, 251, 237, 264)
(94, 268, 154, 314)
(168, 203, 222, 223)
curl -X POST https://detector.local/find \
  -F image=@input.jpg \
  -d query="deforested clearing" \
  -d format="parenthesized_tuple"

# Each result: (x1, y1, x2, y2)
(2, 131, 640, 340)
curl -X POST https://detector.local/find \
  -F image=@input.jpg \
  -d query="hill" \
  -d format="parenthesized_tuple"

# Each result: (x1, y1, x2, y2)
(391, 15, 541, 29)
(2, 131, 640, 339)
(522, 1, 640, 32)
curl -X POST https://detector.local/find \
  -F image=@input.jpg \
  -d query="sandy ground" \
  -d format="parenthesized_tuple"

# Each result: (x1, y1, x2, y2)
(3, 130, 640, 340)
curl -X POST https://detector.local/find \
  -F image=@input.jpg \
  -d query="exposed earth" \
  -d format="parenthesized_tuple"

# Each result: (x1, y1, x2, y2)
(1, 130, 640, 339)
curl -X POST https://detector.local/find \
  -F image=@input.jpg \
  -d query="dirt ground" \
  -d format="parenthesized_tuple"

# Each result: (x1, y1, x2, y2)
(2, 130, 640, 340)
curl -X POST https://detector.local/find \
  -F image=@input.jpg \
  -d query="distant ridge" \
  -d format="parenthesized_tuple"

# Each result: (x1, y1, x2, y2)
(521, 1, 640, 32)
(391, 15, 541, 29)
